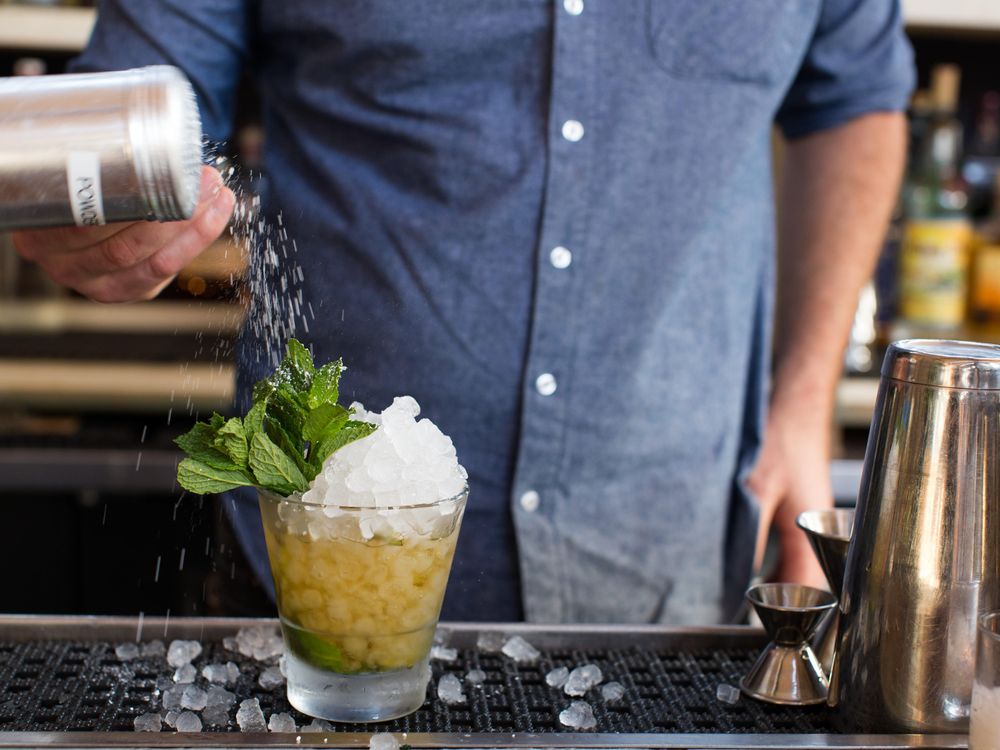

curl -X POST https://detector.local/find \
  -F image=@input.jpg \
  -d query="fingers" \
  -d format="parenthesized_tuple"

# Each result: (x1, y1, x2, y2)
(12, 166, 234, 303)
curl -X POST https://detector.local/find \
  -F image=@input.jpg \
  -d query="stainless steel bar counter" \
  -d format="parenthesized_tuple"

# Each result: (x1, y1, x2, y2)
(0, 616, 966, 749)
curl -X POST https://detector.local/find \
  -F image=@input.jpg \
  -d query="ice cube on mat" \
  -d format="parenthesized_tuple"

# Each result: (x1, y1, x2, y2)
(716, 683, 740, 705)
(222, 636, 238, 651)
(163, 710, 179, 729)
(559, 701, 597, 730)
(133, 713, 161, 732)
(202, 707, 231, 727)
(300, 719, 333, 732)
(202, 662, 239, 684)
(268, 712, 297, 733)
(166, 639, 203, 668)
(258, 665, 285, 689)
(236, 698, 268, 732)
(140, 640, 166, 657)
(161, 686, 184, 710)
(564, 664, 603, 696)
(437, 673, 466, 705)
(173, 664, 196, 684)
(206, 684, 237, 709)
(501, 635, 540, 663)
(114, 643, 139, 661)
(234, 626, 284, 662)
(601, 681, 625, 702)
(465, 668, 487, 686)
(369, 732, 400, 750)
(476, 632, 505, 653)
(180, 685, 208, 711)
(175, 711, 203, 733)
(546, 666, 569, 688)
(430, 645, 458, 662)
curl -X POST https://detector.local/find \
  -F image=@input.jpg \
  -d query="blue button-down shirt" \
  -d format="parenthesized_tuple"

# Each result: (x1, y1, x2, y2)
(75, 0, 913, 624)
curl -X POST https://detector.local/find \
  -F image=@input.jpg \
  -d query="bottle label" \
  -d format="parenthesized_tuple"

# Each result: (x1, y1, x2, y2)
(899, 219, 972, 327)
(66, 151, 106, 227)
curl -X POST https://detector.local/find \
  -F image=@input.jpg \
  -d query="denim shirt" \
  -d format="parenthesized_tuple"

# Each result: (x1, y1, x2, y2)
(75, 0, 913, 623)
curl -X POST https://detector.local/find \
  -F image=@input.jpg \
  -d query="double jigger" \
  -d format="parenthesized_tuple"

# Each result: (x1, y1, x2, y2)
(739, 508, 854, 706)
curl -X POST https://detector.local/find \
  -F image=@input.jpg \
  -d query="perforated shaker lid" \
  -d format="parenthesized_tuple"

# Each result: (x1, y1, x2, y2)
(883, 339, 1000, 389)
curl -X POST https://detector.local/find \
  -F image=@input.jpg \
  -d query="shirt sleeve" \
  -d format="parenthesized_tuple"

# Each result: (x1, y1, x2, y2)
(70, 0, 250, 142)
(775, 0, 915, 139)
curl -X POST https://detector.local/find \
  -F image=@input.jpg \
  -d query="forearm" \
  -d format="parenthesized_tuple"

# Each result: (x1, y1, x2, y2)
(773, 112, 907, 433)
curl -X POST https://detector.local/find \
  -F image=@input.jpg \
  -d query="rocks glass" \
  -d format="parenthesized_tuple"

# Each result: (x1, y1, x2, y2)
(258, 486, 468, 722)
(971, 611, 1000, 749)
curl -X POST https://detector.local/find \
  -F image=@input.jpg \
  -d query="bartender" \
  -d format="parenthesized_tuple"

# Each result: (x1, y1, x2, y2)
(13, 0, 914, 624)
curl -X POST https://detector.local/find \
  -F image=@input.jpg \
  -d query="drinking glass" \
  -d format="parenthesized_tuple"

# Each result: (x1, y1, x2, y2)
(258, 486, 468, 722)
(971, 611, 1000, 749)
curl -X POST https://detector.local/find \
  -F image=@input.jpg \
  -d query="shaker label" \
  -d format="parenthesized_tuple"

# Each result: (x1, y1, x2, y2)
(66, 151, 106, 227)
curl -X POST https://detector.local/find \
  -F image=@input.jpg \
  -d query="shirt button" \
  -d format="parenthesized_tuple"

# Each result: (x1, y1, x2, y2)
(535, 373, 557, 396)
(519, 490, 540, 513)
(550, 246, 572, 269)
(561, 120, 584, 142)
(563, 0, 584, 15)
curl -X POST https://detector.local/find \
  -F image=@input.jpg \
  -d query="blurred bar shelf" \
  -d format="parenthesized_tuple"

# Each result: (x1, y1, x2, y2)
(903, 0, 1000, 33)
(0, 299, 244, 335)
(0, 5, 95, 52)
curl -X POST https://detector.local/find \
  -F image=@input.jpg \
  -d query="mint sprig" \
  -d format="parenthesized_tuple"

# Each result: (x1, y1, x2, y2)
(175, 339, 376, 496)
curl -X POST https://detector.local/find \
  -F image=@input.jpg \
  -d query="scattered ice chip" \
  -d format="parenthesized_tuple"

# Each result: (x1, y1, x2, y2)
(202, 707, 231, 727)
(202, 662, 239, 684)
(173, 664, 196, 684)
(133, 712, 161, 732)
(234, 626, 284, 662)
(465, 668, 487, 686)
(236, 698, 268, 732)
(715, 683, 740, 705)
(601, 682, 625, 702)
(369, 732, 400, 750)
(300, 719, 333, 732)
(167, 640, 203, 668)
(140, 640, 166, 658)
(559, 700, 597, 730)
(430, 645, 458, 662)
(161, 686, 184, 710)
(476, 632, 505, 653)
(180, 685, 208, 711)
(175, 711, 203, 733)
(269, 712, 297, 733)
(259, 665, 285, 689)
(437, 673, 466, 705)
(564, 664, 603, 696)
(163, 710, 179, 728)
(222, 636, 239, 652)
(501, 635, 540, 663)
(206, 685, 237, 709)
(546, 666, 570, 688)
(115, 643, 139, 661)
(155, 676, 174, 692)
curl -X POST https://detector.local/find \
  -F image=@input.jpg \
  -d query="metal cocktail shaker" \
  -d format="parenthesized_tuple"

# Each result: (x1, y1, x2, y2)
(832, 339, 1000, 733)
(0, 66, 202, 230)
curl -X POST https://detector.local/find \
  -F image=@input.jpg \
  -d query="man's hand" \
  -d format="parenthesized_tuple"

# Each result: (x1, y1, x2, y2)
(758, 111, 908, 587)
(13, 165, 235, 303)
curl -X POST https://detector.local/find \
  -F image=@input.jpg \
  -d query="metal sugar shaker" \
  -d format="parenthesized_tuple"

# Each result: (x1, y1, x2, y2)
(832, 339, 1000, 733)
(0, 65, 203, 230)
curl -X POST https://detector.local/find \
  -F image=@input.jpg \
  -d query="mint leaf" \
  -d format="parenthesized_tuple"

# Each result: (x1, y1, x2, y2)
(175, 422, 240, 471)
(244, 400, 266, 443)
(177, 458, 254, 494)
(303, 403, 349, 444)
(307, 359, 343, 408)
(214, 417, 249, 471)
(312, 419, 376, 467)
(249, 431, 309, 496)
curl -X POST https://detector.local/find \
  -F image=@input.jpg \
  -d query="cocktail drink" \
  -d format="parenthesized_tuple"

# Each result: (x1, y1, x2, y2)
(259, 486, 467, 721)
(970, 611, 1000, 749)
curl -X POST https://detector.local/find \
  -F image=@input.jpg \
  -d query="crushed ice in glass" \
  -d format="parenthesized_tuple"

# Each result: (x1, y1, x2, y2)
(564, 664, 603, 696)
(115, 643, 139, 661)
(501, 635, 540, 663)
(180, 685, 208, 711)
(430, 645, 458, 662)
(236, 698, 268, 732)
(202, 662, 240, 684)
(259, 664, 285, 689)
(167, 640, 203, 668)
(437, 673, 466, 705)
(234, 626, 284, 662)
(140, 640, 166, 658)
(133, 712, 161, 732)
(173, 663, 196, 684)
(465, 668, 487, 686)
(476, 632, 505, 653)
(300, 719, 333, 732)
(601, 681, 625, 702)
(716, 683, 740, 705)
(559, 700, 597, 730)
(175, 711, 203, 733)
(369, 732, 400, 750)
(546, 666, 570, 688)
(268, 712, 297, 733)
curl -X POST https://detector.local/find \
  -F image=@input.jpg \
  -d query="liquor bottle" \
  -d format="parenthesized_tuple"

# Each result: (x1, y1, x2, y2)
(970, 171, 1000, 324)
(898, 65, 973, 332)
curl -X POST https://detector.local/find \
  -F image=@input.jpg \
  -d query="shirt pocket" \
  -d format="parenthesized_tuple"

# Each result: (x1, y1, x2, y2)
(646, 0, 820, 87)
